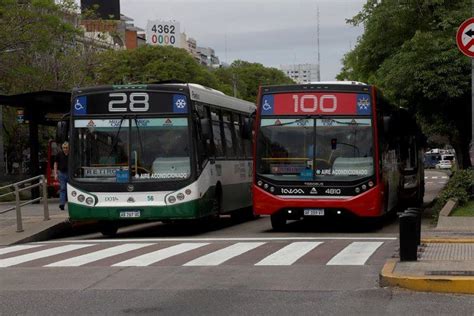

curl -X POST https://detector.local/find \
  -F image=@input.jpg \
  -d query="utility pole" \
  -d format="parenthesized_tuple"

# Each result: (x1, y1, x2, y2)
(317, 5, 321, 81)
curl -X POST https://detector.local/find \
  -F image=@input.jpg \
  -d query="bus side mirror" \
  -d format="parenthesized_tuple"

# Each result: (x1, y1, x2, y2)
(242, 118, 253, 140)
(56, 121, 69, 143)
(200, 118, 211, 140)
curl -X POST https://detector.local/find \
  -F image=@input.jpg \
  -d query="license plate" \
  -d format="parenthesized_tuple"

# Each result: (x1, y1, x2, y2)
(119, 211, 141, 218)
(304, 209, 324, 216)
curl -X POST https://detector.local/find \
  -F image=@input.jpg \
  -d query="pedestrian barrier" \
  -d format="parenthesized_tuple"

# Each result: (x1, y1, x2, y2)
(399, 208, 421, 261)
(0, 175, 49, 232)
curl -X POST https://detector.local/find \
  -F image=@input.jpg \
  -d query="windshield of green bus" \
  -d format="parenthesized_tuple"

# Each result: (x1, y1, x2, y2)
(256, 92, 374, 181)
(72, 118, 191, 182)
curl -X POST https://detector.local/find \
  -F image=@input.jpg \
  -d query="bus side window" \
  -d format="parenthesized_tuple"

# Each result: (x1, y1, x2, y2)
(232, 113, 244, 158)
(195, 103, 209, 169)
(241, 115, 252, 159)
(222, 111, 236, 159)
(211, 109, 225, 158)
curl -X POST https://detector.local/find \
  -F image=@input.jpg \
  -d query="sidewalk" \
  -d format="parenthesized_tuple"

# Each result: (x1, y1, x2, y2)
(380, 231, 474, 294)
(0, 199, 70, 246)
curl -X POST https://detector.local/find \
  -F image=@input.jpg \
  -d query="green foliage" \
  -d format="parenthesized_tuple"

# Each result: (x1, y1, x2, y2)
(213, 60, 294, 102)
(337, 0, 472, 168)
(433, 169, 474, 216)
(94, 45, 221, 89)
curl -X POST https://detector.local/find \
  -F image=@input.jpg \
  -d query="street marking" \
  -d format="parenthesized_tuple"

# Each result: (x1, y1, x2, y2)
(326, 241, 383, 266)
(183, 242, 265, 266)
(45, 243, 153, 267)
(255, 242, 323, 266)
(432, 176, 438, 179)
(38, 237, 397, 243)
(0, 245, 43, 256)
(113, 243, 209, 267)
(0, 244, 94, 268)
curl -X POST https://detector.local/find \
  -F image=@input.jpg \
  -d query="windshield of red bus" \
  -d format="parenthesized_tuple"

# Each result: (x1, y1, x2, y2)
(72, 118, 191, 182)
(256, 92, 374, 181)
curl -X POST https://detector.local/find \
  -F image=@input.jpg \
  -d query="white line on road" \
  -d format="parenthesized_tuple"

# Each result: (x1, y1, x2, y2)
(326, 242, 383, 266)
(183, 242, 265, 266)
(0, 244, 94, 268)
(113, 243, 209, 267)
(0, 245, 43, 256)
(37, 237, 397, 243)
(255, 242, 323, 266)
(45, 243, 154, 267)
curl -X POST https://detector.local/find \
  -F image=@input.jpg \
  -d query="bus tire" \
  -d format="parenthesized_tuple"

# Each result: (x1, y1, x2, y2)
(214, 183, 223, 215)
(270, 212, 286, 231)
(99, 222, 118, 237)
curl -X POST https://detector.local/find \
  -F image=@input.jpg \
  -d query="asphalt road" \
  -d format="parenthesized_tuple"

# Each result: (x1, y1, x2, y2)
(1, 169, 473, 315)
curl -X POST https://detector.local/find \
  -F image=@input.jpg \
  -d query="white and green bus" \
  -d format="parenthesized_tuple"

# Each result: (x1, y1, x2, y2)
(64, 83, 255, 235)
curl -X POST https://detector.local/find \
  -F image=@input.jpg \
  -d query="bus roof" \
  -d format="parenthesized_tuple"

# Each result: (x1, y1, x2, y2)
(72, 83, 256, 114)
(260, 81, 372, 94)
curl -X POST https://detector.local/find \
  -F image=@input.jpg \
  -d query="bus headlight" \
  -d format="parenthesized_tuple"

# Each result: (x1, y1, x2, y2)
(185, 189, 192, 195)
(257, 180, 263, 186)
(77, 194, 85, 202)
(71, 191, 77, 197)
(355, 187, 360, 194)
(264, 183, 269, 189)
(85, 197, 94, 205)
(368, 181, 374, 187)
(270, 186, 275, 193)
(177, 193, 185, 200)
(362, 184, 367, 190)
(168, 196, 176, 204)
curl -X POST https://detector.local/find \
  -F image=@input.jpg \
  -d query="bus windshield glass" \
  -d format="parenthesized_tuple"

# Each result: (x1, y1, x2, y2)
(257, 117, 374, 181)
(72, 118, 191, 182)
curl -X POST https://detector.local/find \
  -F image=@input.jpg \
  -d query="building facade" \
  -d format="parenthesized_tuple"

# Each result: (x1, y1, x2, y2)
(280, 64, 320, 84)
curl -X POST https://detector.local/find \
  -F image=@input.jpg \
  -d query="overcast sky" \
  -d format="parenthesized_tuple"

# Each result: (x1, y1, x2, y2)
(118, 0, 366, 80)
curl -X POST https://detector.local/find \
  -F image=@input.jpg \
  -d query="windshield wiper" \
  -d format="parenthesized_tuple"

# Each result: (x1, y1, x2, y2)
(105, 116, 126, 163)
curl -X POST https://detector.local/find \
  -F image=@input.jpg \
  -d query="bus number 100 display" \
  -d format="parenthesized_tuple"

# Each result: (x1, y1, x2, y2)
(293, 95, 337, 113)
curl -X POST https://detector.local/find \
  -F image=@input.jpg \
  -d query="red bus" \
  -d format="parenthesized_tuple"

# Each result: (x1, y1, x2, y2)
(253, 82, 424, 230)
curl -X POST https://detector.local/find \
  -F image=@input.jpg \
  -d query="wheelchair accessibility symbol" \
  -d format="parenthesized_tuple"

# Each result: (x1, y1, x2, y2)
(75, 99, 84, 111)
(262, 99, 272, 111)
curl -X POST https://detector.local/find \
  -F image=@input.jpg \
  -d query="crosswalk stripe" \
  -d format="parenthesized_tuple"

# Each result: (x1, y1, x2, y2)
(45, 243, 154, 267)
(0, 244, 94, 268)
(0, 245, 43, 256)
(113, 243, 209, 267)
(326, 242, 383, 266)
(255, 242, 323, 266)
(183, 242, 265, 266)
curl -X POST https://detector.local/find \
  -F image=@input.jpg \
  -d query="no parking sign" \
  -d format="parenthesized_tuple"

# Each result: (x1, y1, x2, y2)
(456, 17, 474, 57)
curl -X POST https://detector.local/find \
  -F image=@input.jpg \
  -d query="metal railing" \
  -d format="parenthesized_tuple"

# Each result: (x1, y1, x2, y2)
(0, 175, 49, 232)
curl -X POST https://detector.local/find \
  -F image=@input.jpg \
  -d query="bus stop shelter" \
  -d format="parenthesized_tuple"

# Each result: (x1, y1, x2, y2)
(0, 90, 71, 185)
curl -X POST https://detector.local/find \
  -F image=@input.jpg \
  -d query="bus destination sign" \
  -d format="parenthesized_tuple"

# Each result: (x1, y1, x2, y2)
(72, 93, 188, 115)
(260, 93, 371, 116)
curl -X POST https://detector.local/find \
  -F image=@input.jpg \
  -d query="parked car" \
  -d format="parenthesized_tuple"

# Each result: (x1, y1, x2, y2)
(435, 160, 452, 169)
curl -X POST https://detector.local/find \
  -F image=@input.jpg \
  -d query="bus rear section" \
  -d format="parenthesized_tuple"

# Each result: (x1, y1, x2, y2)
(253, 83, 397, 230)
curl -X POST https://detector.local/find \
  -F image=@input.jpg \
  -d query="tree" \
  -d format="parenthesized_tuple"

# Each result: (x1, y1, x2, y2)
(213, 60, 294, 102)
(94, 45, 222, 89)
(337, 0, 471, 168)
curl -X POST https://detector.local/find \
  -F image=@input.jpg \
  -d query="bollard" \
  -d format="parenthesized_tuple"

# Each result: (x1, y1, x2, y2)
(399, 212, 418, 261)
(14, 184, 24, 232)
(405, 208, 421, 245)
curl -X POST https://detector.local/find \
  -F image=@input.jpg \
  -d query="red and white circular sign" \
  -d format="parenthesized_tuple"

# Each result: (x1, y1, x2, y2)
(456, 17, 474, 57)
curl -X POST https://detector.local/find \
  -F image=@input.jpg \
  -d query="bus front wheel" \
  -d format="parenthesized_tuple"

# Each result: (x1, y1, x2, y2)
(270, 212, 286, 231)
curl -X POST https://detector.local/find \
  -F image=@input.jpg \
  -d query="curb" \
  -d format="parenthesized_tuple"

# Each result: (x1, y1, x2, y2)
(421, 238, 474, 244)
(380, 259, 474, 295)
(9, 220, 73, 245)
